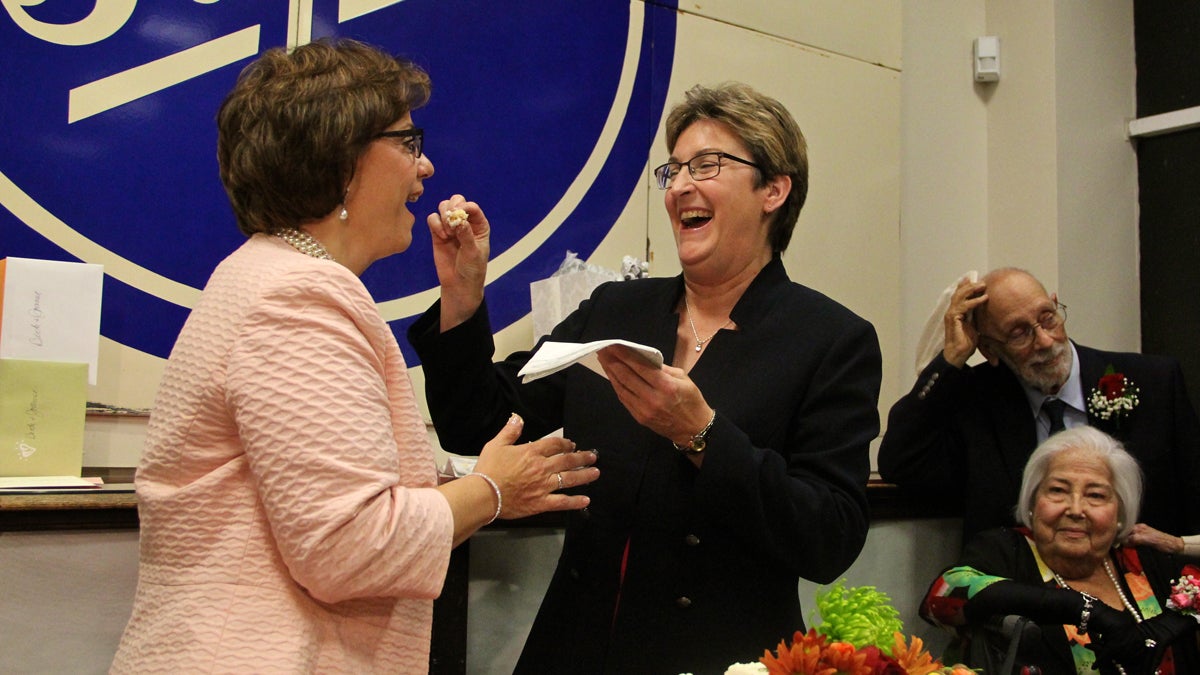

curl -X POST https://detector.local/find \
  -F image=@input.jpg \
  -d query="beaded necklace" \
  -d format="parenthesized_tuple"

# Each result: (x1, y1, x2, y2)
(1052, 558, 1148, 675)
(276, 229, 333, 260)
(1052, 559, 1144, 621)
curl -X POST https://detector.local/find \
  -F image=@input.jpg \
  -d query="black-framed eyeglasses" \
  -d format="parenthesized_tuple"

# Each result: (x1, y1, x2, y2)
(985, 302, 1068, 349)
(374, 127, 423, 158)
(652, 151, 760, 189)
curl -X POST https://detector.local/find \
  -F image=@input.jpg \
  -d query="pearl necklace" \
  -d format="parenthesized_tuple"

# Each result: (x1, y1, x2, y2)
(1052, 558, 1150, 675)
(1052, 559, 1144, 620)
(276, 229, 333, 260)
(683, 295, 732, 353)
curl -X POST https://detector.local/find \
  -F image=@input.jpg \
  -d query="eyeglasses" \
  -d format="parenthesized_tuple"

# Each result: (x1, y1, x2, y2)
(652, 151, 760, 190)
(374, 127, 423, 158)
(985, 302, 1068, 349)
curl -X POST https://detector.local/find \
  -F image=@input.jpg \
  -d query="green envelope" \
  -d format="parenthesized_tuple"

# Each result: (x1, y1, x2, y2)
(0, 358, 87, 477)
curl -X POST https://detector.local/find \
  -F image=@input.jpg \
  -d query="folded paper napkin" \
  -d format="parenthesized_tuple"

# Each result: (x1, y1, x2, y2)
(914, 270, 984, 375)
(517, 339, 663, 383)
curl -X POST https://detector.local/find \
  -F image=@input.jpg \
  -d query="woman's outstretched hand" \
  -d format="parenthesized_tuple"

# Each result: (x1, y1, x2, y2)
(472, 414, 599, 520)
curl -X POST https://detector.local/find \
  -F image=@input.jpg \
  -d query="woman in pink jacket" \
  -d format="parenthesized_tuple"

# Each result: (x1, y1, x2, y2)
(110, 39, 598, 674)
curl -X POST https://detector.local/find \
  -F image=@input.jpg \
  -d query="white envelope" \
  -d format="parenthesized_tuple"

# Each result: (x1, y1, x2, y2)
(0, 257, 104, 384)
(518, 339, 663, 383)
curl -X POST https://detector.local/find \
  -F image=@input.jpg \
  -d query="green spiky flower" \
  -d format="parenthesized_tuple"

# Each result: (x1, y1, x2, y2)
(811, 579, 904, 655)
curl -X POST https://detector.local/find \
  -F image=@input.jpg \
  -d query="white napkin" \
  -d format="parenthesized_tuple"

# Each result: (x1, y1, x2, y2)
(518, 339, 664, 383)
(915, 270, 983, 374)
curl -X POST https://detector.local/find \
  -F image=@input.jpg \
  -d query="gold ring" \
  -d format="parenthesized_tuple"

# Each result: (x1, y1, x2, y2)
(555, 472, 564, 491)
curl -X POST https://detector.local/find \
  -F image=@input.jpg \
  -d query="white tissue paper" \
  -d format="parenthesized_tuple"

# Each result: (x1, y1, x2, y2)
(914, 270, 986, 374)
(529, 251, 648, 341)
(517, 338, 663, 383)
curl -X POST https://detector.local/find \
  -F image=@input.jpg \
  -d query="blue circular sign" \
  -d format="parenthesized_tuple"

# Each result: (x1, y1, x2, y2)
(0, 0, 676, 365)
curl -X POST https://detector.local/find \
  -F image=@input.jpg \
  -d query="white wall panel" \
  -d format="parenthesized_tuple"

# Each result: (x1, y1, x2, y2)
(676, 0, 902, 70)
(650, 9, 903, 424)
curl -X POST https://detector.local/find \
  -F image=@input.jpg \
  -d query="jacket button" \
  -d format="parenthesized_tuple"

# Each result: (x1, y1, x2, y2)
(569, 568, 581, 580)
(676, 596, 692, 609)
(684, 534, 700, 546)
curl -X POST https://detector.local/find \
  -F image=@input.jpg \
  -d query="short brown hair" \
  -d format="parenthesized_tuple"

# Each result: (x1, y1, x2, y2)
(217, 39, 431, 236)
(664, 83, 808, 253)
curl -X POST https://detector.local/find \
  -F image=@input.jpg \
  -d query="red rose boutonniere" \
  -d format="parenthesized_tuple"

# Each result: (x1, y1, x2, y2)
(1087, 365, 1140, 427)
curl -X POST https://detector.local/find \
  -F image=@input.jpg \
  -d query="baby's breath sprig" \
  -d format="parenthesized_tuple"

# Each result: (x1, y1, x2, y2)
(1087, 366, 1140, 427)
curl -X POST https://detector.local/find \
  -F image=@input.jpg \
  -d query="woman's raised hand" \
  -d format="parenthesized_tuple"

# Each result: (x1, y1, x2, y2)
(428, 194, 490, 330)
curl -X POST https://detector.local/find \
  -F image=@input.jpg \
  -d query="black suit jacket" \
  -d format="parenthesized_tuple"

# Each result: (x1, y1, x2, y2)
(409, 258, 882, 675)
(879, 342, 1200, 541)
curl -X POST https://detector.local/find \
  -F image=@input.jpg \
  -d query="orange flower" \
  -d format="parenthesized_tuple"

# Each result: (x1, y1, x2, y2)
(889, 632, 944, 675)
(760, 630, 836, 675)
(822, 641, 871, 674)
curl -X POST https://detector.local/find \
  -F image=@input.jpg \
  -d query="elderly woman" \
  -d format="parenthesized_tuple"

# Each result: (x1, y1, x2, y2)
(409, 83, 882, 673)
(922, 426, 1200, 675)
(110, 40, 597, 673)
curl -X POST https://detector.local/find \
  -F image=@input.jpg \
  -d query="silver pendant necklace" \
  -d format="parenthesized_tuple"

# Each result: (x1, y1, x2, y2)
(683, 294, 731, 353)
(276, 229, 333, 260)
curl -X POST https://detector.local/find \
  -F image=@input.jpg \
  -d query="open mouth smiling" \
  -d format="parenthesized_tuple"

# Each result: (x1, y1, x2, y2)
(680, 209, 712, 229)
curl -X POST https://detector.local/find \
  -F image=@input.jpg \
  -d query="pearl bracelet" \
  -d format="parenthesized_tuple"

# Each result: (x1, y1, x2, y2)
(471, 473, 502, 524)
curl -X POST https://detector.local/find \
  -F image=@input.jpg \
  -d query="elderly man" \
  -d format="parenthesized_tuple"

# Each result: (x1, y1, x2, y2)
(878, 267, 1200, 541)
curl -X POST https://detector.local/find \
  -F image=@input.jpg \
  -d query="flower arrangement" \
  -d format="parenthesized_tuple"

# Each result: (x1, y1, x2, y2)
(620, 255, 650, 280)
(1166, 574, 1199, 617)
(1087, 365, 1140, 426)
(754, 581, 975, 675)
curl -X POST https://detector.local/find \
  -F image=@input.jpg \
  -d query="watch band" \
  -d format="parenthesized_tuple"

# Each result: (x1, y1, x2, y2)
(674, 410, 717, 455)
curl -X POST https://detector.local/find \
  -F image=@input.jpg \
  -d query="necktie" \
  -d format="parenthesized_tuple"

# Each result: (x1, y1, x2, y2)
(1043, 397, 1067, 435)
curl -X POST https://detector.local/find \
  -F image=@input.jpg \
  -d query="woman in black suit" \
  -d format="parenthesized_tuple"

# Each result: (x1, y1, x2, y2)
(409, 82, 882, 674)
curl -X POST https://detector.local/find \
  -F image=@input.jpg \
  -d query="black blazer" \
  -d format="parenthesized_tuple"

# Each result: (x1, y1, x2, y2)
(410, 258, 882, 674)
(879, 343, 1200, 541)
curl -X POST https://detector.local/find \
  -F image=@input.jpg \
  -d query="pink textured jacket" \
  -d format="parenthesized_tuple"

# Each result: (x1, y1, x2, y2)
(111, 235, 453, 673)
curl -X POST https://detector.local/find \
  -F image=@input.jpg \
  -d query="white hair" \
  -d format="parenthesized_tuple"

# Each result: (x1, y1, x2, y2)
(1014, 426, 1142, 542)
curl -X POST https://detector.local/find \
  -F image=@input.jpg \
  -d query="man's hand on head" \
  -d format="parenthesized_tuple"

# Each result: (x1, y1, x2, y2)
(943, 277, 989, 368)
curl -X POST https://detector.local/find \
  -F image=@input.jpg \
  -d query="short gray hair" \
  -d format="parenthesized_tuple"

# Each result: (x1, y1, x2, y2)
(1014, 426, 1142, 542)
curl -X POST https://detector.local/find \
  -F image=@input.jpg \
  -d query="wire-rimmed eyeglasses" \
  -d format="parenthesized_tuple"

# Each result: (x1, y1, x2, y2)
(985, 302, 1068, 349)
(652, 151, 760, 189)
(374, 127, 423, 158)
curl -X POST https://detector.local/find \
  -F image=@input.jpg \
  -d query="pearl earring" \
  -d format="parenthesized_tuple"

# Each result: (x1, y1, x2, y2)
(339, 206, 348, 221)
